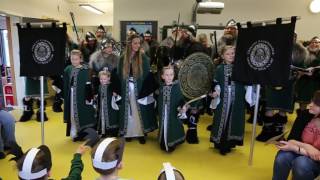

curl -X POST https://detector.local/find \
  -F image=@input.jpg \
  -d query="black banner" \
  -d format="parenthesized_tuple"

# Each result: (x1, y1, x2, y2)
(18, 24, 66, 76)
(232, 18, 296, 86)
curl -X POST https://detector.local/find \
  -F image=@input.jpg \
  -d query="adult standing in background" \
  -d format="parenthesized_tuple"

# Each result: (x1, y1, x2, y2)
(95, 25, 107, 49)
(197, 33, 212, 56)
(295, 36, 320, 115)
(80, 32, 98, 63)
(89, 38, 120, 95)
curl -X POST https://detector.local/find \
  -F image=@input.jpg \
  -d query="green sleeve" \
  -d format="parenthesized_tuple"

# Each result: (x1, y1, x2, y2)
(61, 153, 84, 180)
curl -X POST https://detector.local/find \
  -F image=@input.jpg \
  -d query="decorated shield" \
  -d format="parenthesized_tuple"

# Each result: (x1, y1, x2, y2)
(178, 52, 215, 99)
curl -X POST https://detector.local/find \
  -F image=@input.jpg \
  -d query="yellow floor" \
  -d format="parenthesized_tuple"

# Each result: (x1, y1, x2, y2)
(0, 108, 296, 180)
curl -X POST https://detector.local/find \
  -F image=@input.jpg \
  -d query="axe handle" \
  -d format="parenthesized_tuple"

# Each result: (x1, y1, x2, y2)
(70, 12, 80, 41)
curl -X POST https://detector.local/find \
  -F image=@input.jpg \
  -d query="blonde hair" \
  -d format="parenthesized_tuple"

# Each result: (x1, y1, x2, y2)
(98, 70, 111, 78)
(122, 34, 143, 78)
(70, 49, 83, 61)
(158, 169, 185, 180)
(197, 33, 208, 44)
(91, 139, 123, 176)
(220, 45, 235, 56)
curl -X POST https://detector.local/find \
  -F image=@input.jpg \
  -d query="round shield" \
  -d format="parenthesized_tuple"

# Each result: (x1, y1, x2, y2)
(178, 52, 215, 99)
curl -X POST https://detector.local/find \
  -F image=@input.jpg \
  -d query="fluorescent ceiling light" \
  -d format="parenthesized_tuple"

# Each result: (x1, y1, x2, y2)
(310, 0, 320, 14)
(79, 4, 105, 15)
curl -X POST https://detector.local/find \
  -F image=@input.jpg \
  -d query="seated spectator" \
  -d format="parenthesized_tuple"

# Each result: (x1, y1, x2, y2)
(90, 137, 130, 180)
(8, 142, 88, 180)
(0, 110, 16, 159)
(65, 137, 129, 180)
(158, 162, 185, 180)
(9, 143, 54, 180)
(272, 90, 320, 180)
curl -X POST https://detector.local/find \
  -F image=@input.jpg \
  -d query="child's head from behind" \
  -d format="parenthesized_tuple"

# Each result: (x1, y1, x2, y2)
(157, 162, 185, 180)
(161, 65, 175, 85)
(309, 90, 320, 117)
(99, 69, 111, 85)
(16, 145, 52, 180)
(91, 138, 124, 176)
(70, 49, 83, 67)
(221, 45, 235, 64)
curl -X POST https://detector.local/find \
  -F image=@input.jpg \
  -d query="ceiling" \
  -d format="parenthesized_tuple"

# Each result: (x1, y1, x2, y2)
(65, 0, 112, 3)
(65, 0, 113, 15)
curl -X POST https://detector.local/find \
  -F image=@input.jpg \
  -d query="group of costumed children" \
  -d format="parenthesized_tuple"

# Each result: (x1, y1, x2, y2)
(63, 33, 254, 156)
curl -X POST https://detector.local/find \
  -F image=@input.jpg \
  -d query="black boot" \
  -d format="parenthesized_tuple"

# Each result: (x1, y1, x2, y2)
(36, 100, 48, 122)
(186, 127, 199, 144)
(272, 113, 288, 139)
(287, 109, 313, 141)
(186, 114, 199, 144)
(246, 113, 264, 126)
(256, 116, 274, 142)
(246, 107, 264, 126)
(138, 136, 146, 144)
(219, 145, 231, 155)
(19, 98, 34, 122)
(0, 151, 5, 159)
(52, 93, 63, 112)
(206, 125, 212, 131)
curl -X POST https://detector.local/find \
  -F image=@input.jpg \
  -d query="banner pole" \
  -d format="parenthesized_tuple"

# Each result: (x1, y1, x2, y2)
(248, 84, 261, 165)
(40, 76, 45, 145)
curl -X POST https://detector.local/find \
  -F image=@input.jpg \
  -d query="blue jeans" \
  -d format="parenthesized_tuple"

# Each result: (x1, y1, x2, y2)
(273, 150, 320, 180)
(0, 110, 16, 151)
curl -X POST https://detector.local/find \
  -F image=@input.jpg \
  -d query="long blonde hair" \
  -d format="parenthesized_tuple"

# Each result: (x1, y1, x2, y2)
(122, 34, 143, 78)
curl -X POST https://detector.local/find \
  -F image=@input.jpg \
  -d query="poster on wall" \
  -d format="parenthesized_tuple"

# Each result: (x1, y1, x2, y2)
(120, 21, 158, 43)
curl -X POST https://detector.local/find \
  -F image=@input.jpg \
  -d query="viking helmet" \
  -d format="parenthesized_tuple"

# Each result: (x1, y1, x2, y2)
(144, 30, 152, 37)
(127, 27, 137, 36)
(96, 25, 106, 33)
(86, 32, 97, 42)
(225, 19, 237, 29)
(186, 25, 197, 37)
(100, 38, 114, 50)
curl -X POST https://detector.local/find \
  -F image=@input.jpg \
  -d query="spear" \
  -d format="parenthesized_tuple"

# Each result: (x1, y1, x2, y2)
(70, 12, 80, 42)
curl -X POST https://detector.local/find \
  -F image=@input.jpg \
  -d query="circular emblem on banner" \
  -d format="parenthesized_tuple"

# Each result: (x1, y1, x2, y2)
(32, 39, 54, 64)
(247, 40, 275, 71)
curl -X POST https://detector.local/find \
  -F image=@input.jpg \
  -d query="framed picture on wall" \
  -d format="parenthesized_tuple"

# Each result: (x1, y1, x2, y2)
(120, 21, 158, 43)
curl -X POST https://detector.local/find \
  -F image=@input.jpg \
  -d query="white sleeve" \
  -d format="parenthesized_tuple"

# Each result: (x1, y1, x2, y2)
(137, 93, 155, 105)
(245, 86, 256, 107)
(111, 95, 122, 110)
(209, 85, 221, 109)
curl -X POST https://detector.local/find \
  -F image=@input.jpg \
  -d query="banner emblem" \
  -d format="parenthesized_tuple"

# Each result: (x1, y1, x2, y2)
(32, 39, 54, 64)
(247, 40, 275, 71)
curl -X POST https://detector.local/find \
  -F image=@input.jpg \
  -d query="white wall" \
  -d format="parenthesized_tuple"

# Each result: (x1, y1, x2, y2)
(0, 0, 71, 22)
(9, 15, 25, 108)
(0, 0, 113, 26)
(114, 0, 320, 41)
